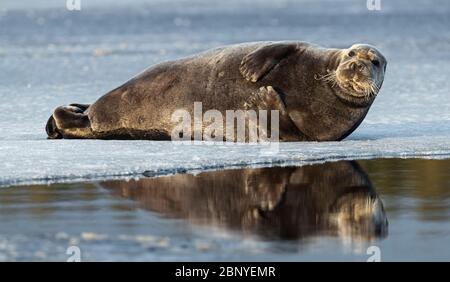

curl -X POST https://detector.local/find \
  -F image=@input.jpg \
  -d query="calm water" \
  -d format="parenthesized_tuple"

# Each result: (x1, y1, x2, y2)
(0, 158, 449, 261)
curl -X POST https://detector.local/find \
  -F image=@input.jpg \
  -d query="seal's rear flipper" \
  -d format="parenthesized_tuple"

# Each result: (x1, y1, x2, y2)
(46, 104, 92, 139)
(46, 115, 62, 139)
(69, 103, 90, 111)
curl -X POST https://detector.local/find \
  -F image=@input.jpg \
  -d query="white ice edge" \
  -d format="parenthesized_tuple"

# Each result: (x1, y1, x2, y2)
(1, 136, 449, 187)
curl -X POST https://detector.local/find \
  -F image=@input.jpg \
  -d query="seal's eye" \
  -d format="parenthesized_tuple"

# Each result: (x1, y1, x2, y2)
(348, 51, 356, 57)
(372, 60, 380, 67)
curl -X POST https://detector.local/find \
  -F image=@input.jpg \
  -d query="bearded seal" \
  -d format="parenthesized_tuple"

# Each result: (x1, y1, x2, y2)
(46, 41, 387, 141)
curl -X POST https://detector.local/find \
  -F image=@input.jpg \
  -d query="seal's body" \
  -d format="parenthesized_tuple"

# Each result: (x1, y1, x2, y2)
(46, 41, 387, 141)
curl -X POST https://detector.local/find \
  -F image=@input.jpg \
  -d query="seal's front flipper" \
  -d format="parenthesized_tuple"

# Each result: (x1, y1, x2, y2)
(239, 42, 304, 82)
(46, 104, 92, 139)
(244, 86, 310, 141)
(244, 86, 287, 114)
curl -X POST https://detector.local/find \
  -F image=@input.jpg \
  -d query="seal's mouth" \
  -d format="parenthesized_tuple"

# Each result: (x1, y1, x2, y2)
(334, 60, 381, 98)
(339, 78, 376, 98)
(315, 70, 378, 99)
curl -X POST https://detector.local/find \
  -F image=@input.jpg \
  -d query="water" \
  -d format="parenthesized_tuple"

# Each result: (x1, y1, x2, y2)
(0, 158, 449, 261)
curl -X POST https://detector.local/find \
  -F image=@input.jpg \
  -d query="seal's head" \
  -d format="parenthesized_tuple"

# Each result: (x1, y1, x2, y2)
(331, 192, 389, 242)
(336, 44, 387, 99)
(318, 44, 387, 106)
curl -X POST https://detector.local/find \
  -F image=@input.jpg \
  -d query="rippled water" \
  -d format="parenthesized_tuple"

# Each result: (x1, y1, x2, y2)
(1, 158, 449, 261)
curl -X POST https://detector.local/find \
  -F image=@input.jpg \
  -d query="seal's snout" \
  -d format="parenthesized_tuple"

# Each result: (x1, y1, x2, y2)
(335, 44, 387, 98)
(348, 61, 366, 72)
(46, 114, 62, 139)
(337, 60, 369, 84)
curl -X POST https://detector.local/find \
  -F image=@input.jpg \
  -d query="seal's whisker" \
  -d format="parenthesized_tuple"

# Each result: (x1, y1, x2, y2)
(316, 71, 338, 87)
(367, 79, 380, 96)
(368, 83, 375, 96)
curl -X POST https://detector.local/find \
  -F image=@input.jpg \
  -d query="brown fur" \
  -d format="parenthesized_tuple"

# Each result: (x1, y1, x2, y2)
(46, 41, 387, 141)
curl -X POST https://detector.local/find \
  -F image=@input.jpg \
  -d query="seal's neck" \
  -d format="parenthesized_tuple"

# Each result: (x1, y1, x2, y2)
(324, 49, 343, 71)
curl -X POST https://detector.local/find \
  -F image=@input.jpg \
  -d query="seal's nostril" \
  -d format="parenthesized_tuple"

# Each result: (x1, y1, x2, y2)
(349, 62, 356, 71)
(357, 62, 365, 71)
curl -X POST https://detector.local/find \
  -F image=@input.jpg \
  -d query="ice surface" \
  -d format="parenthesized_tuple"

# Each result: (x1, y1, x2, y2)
(0, 0, 450, 186)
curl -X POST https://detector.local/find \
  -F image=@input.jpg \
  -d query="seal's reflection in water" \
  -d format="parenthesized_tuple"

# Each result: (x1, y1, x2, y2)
(100, 161, 388, 243)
